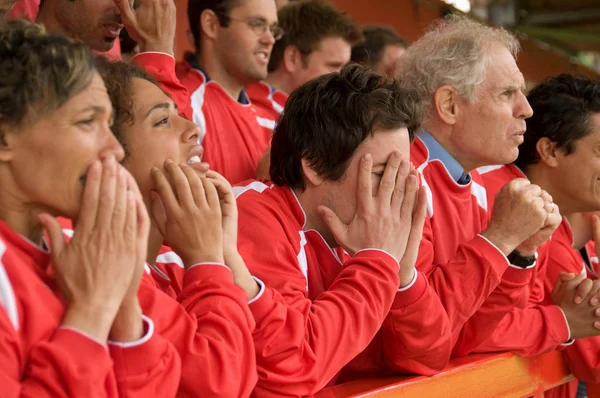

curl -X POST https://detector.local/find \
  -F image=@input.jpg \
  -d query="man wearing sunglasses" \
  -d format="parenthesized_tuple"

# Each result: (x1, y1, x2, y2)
(180, 0, 284, 184)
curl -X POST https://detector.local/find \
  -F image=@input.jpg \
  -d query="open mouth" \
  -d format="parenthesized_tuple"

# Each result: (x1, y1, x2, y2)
(103, 23, 123, 39)
(255, 51, 269, 63)
(188, 155, 201, 164)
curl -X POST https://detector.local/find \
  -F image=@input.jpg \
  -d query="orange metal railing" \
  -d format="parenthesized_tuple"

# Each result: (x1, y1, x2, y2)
(315, 351, 578, 398)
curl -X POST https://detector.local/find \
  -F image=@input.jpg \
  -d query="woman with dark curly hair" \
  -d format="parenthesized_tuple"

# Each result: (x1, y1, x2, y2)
(90, 57, 266, 397)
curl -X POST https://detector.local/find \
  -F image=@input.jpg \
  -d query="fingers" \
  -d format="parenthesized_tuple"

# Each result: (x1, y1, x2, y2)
(179, 163, 207, 208)
(124, 190, 137, 246)
(552, 272, 575, 302)
(390, 156, 411, 212)
(38, 213, 66, 256)
(399, 188, 427, 269)
(559, 272, 577, 282)
(586, 279, 600, 307)
(164, 160, 196, 210)
(562, 274, 587, 300)
(151, 167, 179, 220)
(135, 192, 150, 242)
(77, 160, 102, 232)
(150, 191, 167, 237)
(95, 157, 119, 228)
(113, 0, 136, 26)
(356, 154, 374, 215)
(202, 178, 221, 213)
(574, 278, 593, 304)
(317, 205, 348, 247)
(400, 171, 419, 223)
(111, 167, 129, 232)
(377, 151, 401, 208)
(507, 178, 531, 190)
(206, 172, 234, 203)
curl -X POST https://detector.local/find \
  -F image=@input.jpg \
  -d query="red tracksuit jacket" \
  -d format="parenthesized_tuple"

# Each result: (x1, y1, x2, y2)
(233, 181, 451, 397)
(176, 57, 274, 184)
(128, 54, 260, 396)
(473, 164, 571, 359)
(543, 217, 600, 398)
(411, 137, 535, 355)
(0, 219, 181, 397)
(245, 81, 287, 129)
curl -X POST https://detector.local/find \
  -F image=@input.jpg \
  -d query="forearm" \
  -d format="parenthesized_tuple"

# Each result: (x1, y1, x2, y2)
(225, 251, 260, 300)
(108, 299, 144, 342)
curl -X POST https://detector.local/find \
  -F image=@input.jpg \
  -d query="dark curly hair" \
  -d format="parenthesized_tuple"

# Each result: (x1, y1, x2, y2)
(94, 58, 158, 157)
(515, 74, 600, 171)
(270, 63, 424, 190)
(0, 19, 95, 142)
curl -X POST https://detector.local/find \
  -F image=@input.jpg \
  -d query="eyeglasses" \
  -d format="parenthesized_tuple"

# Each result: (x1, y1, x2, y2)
(228, 17, 285, 41)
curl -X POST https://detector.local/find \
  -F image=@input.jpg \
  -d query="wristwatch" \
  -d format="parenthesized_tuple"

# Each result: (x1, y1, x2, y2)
(507, 250, 537, 268)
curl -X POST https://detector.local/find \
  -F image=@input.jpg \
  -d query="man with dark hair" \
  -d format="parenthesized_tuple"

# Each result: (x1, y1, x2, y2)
(179, 0, 281, 184)
(235, 64, 451, 396)
(351, 25, 408, 77)
(481, 74, 600, 398)
(246, 0, 362, 124)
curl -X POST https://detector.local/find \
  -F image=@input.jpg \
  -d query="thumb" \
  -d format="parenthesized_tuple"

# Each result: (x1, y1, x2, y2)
(317, 205, 347, 245)
(38, 213, 65, 256)
(401, 189, 427, 266)
(113, 0, 137, 28)
(552, 272, 575, 301)
(559, 272, 576, 282)
(150, 190, 167, 237)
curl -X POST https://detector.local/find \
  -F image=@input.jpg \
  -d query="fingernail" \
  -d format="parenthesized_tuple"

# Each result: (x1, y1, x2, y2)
(364, 154, 371, 162)
(575, 297, 582, 304)
(151, 167, 159, 174)
(593, 298, 599, 306)
(165, 159, 174, 165)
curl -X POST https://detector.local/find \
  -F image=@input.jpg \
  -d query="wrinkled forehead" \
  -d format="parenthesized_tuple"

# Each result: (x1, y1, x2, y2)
(480, 44, 525, 91)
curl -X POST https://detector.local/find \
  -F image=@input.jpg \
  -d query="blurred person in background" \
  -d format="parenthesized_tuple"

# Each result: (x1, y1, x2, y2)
(351, 24, 408, 78)
(0, 0, 17, 17)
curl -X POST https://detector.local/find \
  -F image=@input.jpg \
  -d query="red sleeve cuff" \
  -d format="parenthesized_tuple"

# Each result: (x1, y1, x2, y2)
(108, 316, 172, 376)
(53, 327, 112, 366)
(550, 304, 572, 344)
(390, 272, 427, 309)
(131, 52, 176, 69)
(472, 234, 511, 277)
(183, 262, 234, 286)
(501, 265, 535, 285)
(248, 284, 279, 326)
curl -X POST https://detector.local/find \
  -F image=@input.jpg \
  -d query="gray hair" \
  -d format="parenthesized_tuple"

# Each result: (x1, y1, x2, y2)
(399, 15, 520, 112)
